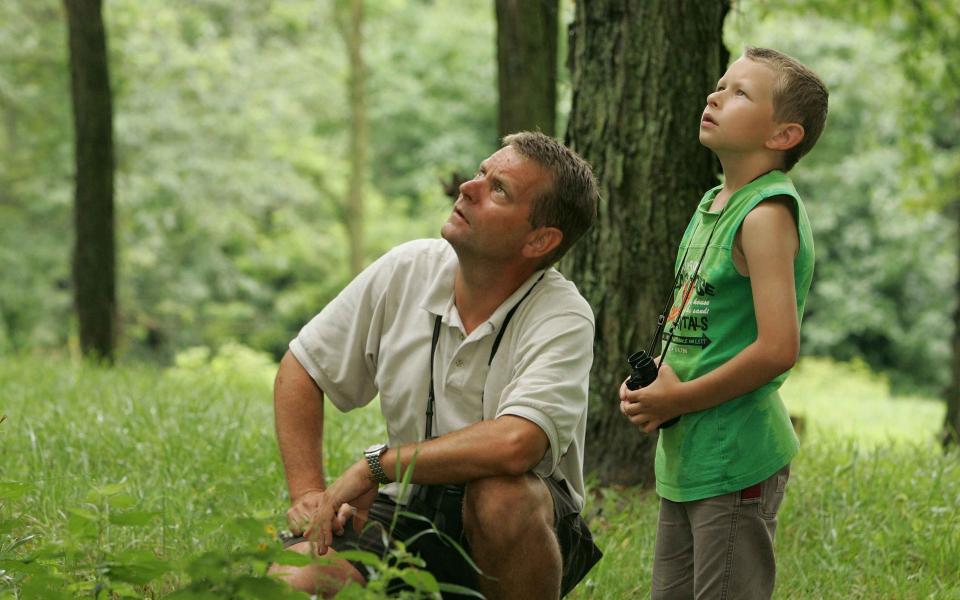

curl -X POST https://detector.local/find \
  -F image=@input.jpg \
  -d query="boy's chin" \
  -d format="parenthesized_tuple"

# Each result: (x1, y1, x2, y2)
(697, 133, 716, 150)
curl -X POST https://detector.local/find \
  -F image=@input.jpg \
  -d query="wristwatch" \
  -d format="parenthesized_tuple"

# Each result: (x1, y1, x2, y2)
(364, 443, 390, 485)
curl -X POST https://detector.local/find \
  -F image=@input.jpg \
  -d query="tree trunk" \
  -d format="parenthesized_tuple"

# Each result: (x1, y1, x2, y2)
(495, 0, 558, 138)
(563, 0, 729, 486)
(64, 0, 116, 362)
(944, 201, 960, 448)
(337, 0, 366, 276)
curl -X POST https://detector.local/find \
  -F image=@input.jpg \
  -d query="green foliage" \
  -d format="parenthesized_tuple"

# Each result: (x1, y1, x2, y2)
(2, 356, 957, 598)
(726, 3, 959, 393)
(0, 0, 493, 363)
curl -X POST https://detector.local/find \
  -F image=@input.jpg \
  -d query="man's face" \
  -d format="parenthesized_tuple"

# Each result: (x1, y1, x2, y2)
(441, 146, 552, 261)
(699, 56, 779, 155)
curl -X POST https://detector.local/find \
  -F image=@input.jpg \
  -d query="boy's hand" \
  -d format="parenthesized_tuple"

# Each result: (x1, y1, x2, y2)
(619, 364, 685, 433)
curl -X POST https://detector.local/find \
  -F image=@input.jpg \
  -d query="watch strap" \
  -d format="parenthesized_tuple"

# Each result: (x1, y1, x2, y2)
(365, 444, 390, 485)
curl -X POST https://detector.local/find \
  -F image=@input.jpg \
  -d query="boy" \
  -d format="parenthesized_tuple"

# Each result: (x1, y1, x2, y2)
(619, 47, 828, 599)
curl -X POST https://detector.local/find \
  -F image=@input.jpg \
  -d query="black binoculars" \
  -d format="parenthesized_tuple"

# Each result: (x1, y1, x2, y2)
(626, 350, 679, 429)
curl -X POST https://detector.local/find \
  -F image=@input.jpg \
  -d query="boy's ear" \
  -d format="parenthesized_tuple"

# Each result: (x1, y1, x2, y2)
(766, 123, 805, 152)
(522, 227, 563, 260)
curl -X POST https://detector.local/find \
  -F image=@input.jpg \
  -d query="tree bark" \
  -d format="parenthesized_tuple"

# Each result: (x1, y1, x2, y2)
(563, 0, 730, 485)
(495, 0, 558, 138)
(944, 201, 960, 448)
(337, 0, 366, 276)
(64, 0, 116, 361)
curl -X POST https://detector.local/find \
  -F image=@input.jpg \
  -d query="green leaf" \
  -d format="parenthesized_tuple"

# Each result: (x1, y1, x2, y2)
(326, 549, 383, 568)
(226, 516, 268, 539)
(92, 481, 128, 497)
(65, 507, 98, 522)
(0, 516, 25, 534)
(271, 549, 312, 567)
(108, 493, 139, 510)
(398, 567, 439, 593)
(104, 550, 172, 585)
(0, 558, 48, 576)
(0, 481, 29, 501)
(162, 589, 222, 600)
(109, 510, 160, 527)
(19, 573, 72, 600)
(235, 575, 299, 597)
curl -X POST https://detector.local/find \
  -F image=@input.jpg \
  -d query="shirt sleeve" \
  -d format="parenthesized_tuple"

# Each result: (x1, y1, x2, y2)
(494, 309, 595, 476)
(289, 250, 396, 412)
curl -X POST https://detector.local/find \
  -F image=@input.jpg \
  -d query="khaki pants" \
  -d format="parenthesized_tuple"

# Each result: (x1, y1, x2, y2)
(651, 464, 790, 600)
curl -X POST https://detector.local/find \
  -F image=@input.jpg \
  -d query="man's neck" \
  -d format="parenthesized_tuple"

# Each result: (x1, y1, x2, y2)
(711, 152, 783, 211)
(453, 259, 538, 335)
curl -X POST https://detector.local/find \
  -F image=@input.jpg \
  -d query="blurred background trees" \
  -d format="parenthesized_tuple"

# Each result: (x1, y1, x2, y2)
(2, 0, 959, 459)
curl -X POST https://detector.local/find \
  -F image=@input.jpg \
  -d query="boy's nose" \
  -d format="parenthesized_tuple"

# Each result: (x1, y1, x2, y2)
(707, 91, 720, 107)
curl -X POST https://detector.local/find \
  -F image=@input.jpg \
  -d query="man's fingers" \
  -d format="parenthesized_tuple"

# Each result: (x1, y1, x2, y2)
(334, 503, 354, 536)
(352, 508, 368, 533)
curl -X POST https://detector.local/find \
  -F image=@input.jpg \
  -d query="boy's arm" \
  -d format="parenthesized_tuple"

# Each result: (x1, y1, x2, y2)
(620, 197, 800, 432)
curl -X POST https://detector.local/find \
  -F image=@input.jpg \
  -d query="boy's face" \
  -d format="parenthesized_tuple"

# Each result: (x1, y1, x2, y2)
(699, 57, 780, 155)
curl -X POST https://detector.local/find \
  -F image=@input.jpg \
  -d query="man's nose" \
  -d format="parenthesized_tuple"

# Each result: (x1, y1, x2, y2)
(459, 177, 480, 202)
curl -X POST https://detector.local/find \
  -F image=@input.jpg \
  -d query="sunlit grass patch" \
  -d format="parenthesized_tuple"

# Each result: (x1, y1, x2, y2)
(781, 358, 946, 448)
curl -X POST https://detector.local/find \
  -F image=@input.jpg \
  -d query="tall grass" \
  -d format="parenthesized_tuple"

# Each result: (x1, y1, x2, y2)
(2, 353, 957, 598)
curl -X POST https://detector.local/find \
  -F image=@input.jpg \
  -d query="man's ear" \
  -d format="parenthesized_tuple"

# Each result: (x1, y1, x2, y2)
(766, 123, 805, 152)
(522, 227, 563, 260)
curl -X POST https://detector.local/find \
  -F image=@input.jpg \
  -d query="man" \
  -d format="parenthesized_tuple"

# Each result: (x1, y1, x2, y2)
(271, 131, 602, 599)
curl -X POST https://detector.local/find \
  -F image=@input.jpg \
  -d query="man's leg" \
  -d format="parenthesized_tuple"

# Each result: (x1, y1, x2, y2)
(651, 496, 695, 599)
(268, 542, 365, 597)
(463, 473, 562, 600)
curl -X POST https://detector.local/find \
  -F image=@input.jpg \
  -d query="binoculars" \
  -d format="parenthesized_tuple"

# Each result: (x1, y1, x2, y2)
(626, 350, 679, 429)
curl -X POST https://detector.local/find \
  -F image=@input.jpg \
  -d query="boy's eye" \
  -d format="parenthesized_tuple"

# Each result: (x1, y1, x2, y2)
(735, 89, 747, 96)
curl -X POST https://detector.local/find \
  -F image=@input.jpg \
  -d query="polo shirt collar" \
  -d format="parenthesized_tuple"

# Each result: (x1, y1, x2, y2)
(420, 252, 547, 337)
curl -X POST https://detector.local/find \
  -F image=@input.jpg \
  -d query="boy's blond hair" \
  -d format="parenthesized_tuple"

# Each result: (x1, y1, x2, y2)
(745, 47, 828, 171)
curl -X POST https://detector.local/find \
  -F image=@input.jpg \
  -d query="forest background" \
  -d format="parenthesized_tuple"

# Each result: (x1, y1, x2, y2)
(2, 0, 960, 598)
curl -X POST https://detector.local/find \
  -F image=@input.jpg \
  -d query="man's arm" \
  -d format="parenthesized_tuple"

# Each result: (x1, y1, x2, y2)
(621, 197, 800, 431)
(306, 415, 547, 552)
(274, 350, 330, 527)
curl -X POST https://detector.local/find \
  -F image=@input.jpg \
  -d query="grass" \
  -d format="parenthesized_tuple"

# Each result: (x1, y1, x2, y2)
(1, 351, 957, 598)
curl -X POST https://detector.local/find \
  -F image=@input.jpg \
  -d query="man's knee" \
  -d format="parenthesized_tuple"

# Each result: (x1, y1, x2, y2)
(462, 474, 554, 544)
(268, 541, 365, 596)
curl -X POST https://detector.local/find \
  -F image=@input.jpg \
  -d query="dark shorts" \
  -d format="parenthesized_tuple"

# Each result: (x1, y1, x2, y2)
(283, 477, 602, 598)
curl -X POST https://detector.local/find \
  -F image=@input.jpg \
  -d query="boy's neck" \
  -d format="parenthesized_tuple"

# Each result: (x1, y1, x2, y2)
(710, 152, 784, 211)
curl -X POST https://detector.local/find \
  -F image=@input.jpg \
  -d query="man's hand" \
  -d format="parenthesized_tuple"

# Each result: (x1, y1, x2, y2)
(296, 461, 379, 555)
(286, 490, 356, 536)
(619, 364, 685, 433)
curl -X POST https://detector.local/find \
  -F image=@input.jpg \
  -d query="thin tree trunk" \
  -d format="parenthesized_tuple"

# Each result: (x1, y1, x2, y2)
(64, 0, 116, 361)
(944, 201, 960, 448)
(495, 0, 558, 138)
(563, 0, 729, 486)
(338, 0, 366, 276)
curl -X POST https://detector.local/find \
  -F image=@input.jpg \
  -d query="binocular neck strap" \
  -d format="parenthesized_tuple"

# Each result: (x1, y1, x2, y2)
(649, 202, 730, 360)
(424, 273, 545, 440)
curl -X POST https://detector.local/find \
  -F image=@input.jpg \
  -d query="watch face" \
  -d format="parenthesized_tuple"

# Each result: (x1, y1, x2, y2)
(365, 443, 386, 455)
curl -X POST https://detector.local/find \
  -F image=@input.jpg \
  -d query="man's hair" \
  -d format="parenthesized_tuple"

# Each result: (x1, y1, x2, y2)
(744, 46, 829, 172)
(502, 131, 598, 266)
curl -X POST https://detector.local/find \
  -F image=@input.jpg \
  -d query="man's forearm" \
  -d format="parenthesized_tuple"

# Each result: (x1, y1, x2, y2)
(274, 351, 326, 499)
(378, 415, 548, 485)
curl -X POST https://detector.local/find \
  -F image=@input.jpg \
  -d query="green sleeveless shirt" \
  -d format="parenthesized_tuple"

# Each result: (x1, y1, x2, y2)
(656, 170, 814, 502)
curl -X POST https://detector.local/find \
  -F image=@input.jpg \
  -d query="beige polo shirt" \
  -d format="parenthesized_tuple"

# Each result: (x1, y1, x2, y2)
(290, 239, 595, 510)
